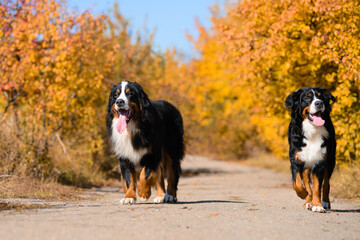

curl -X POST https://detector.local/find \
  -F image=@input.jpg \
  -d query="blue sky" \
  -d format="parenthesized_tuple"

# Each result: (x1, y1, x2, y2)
(66, 0, 216, 57)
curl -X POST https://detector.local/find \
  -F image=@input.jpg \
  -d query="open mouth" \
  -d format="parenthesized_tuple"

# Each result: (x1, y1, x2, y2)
(307, 111, 325, 127)
(117, 108, 134, 123)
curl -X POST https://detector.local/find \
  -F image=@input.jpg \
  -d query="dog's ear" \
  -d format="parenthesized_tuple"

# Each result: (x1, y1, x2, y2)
(107, 85, 117, 112)
(285, 89, 303, 110)
(320, 88, 337, 103)
(132, 82, 153, 122)
(133, 82, 150, 110)
(140, 89, 150, 110)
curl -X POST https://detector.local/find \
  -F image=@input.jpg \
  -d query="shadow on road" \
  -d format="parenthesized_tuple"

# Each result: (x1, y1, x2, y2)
(138, 200, 246, 205)
(178, 200, 246, 204)
(329, 209, 360, 213)
(181, 168, 225, 177)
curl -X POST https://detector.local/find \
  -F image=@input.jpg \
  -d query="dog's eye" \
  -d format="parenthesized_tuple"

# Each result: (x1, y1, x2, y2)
(125, 89, 132, 96)
(304, 97, 311, 101)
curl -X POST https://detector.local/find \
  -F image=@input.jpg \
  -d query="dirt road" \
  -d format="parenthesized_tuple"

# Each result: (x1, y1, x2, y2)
(1, 156, 359, 240)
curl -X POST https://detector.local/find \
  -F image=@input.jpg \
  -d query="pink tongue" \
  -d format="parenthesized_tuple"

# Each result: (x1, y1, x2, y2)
(116, 114, 127, 133)
(312, 115, 325, 127)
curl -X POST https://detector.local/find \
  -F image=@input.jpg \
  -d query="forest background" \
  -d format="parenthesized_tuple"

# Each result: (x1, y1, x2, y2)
(1, 0, 359, 198)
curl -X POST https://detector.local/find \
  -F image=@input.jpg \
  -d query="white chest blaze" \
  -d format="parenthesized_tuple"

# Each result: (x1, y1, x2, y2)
(298, 119, 329, 168)
(110, 119, 148, 167)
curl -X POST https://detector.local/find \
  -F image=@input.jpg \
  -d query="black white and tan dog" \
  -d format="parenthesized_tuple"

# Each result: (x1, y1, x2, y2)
(285, 87, 336, 212)
(106, 81, 185, 204)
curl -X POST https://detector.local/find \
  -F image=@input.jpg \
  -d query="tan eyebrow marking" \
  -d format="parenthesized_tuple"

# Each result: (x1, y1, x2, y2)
(307, 93, 312, 97)
(116, 89, 120, 94)
(317, 92, 321, 96)
(125, 89, 130, 94)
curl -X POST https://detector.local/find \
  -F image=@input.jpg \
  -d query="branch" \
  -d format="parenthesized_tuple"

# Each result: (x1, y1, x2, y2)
(0, 84, 24, 121)
(55, 132, 67, 155)
(0, 175, 13, 178)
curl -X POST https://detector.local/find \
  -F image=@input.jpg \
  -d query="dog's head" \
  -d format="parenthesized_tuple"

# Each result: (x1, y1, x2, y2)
(107, 81, 150, 132)
(285, 87, 336, 126)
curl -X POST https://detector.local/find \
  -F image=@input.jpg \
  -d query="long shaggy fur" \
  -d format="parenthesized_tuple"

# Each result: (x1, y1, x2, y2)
(106, 81, 185, 203)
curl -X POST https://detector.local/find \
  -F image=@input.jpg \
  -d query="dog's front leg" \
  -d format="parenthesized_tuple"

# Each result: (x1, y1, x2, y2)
(119, 158, 137, 205)
(311, 171, 326, 213)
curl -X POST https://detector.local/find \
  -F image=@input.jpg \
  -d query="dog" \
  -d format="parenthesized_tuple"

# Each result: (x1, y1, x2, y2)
(285, 87, 336, 212)
(106, 81, 185, 204)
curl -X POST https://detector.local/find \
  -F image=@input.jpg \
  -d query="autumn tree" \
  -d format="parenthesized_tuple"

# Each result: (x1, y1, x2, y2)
(214, 0, 360, 162)
(0, 0, 114, 180)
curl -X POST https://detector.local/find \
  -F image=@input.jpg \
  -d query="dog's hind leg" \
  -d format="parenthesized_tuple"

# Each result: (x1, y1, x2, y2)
(164, 151, 180, 203)
(153, 165, 166, 203)
(322, 168, 331, 209)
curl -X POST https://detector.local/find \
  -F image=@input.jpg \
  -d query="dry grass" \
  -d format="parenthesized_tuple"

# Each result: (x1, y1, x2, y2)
(331, 162, 360, 200)
(238, 153, 290, 173)
(0, 117, 108, 189)
(0, 177, 79, 201)
(0, 202, 52, 212)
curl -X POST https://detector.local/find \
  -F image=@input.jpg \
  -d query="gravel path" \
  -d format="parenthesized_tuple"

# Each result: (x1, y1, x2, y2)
(1, 156, 359, 240)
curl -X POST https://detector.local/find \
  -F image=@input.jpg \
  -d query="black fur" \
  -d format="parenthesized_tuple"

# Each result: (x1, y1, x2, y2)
(106, 81, 185, 197)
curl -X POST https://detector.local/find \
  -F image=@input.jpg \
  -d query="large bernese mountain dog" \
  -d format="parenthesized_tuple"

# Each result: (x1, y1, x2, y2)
(285, 87, 336, 213)
(106, 81, 185, 204)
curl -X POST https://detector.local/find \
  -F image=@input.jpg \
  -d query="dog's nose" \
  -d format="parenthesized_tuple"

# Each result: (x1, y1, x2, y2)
(315, 101, 324, 109)
(116, 99, 125, 106)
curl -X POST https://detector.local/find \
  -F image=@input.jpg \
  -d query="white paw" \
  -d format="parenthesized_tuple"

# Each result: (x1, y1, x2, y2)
(312, 205, 326, 213)
(153, 196, 165, 203)
(120, 198, 135, 205)
(321, 201, 330, 209)
(304, 203, 312, 210)
(139, 197, 148, 203)
(164, 193, 177, 203)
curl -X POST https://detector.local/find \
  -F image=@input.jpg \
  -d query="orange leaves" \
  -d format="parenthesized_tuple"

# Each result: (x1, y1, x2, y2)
(0, 1, 113, 155)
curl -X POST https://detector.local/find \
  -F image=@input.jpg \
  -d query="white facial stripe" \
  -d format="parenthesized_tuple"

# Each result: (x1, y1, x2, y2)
(115, 81, 129, 110)
(119, 81, 128, 104)
(309, 90, 323, 114)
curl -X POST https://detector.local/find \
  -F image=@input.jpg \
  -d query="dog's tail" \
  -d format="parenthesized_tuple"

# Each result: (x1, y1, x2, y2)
(293, 173, 308, 199)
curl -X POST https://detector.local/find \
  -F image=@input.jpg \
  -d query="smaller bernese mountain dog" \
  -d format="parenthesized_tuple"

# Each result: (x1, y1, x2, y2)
(106, 81, 185, 204)
(285, 87, 336, 213)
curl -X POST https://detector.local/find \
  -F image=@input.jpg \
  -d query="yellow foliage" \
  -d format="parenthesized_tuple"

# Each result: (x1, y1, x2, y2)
(210, 0, 360, 162)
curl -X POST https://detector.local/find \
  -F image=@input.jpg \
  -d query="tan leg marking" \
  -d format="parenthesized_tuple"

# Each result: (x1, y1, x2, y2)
(312, 173, 325, 212)
(293, 172, 307, 199)
(154, 164, 165, 197)
(124, 170, 137, 200)
(302, 169, 312, 209)
(312, 174, 322, 206)
(138, 167, 154, 200)
(153, 164, 166, 203)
